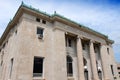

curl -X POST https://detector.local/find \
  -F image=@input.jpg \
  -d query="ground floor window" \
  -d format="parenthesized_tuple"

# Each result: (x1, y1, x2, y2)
(33, 57, 44, 77)
(98, 70, 102, 80)
(84, 69, 88, 80)
(67, 56, 73, 77)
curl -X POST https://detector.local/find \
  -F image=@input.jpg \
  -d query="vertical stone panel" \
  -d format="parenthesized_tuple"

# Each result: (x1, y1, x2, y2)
(100, 45, 110, 80)
(53, 29, 67, 80)
(89, 41, 99, 80)
(77, 37, 85, 80)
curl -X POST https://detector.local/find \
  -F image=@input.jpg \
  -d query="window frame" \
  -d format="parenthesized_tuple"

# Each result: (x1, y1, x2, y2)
(67, 56, 73, 77)
(33, 57, 44, 77)
(37, 27, 44, 39)
(36, 18, 40, 22)
(42, 20, 46, 24)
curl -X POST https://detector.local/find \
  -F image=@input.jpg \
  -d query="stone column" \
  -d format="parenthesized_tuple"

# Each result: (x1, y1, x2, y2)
(77, 36, 85, 80)
(100, 44, 110, 80)
(89, 40, 99, 80)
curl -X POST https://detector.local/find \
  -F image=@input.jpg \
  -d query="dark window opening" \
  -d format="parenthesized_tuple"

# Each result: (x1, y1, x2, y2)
(98, 70, 102, 80)
(42, 20, 46, 24)
(119, 72, 120, 74)
(94, 46, 97, 53)
(37, 27, 44, 39)
(111, 65, 114, 75)
(118, 67, 120, 69)
(37, 27, 43, 35)
(10, 58, 14, 78)
(67, 56, 73, 77)
(36, 18, 40, 22)
(107, 48, 109, 54)
(68, 39, 72, 47)
(15, 30, 17, 34)
(83, 58, 87, 66)
(84, 70, 88, 80)
(33, 57, 43, 77)
(82, 43, 85, 50)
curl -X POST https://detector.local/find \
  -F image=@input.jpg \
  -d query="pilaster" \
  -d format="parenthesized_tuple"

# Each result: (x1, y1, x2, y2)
(77, 36, 85, 80)
(100, 44, 110, 80)
(89, 40, 99, 80)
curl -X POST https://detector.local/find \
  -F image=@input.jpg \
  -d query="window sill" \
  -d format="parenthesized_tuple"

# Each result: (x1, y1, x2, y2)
(33, 77, 45, 80)
(67, 77, 74, 80)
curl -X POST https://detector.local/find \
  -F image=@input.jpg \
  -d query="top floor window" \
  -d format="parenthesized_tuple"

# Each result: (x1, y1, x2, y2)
(36, 18, 40, 22)
(68, 38, 72, 47)
(82, 43, 86, 50)
(42, 20, 46, 24)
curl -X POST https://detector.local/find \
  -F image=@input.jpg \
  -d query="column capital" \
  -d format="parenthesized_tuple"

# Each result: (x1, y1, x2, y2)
(100, 43, 107, 46)
(90, 40, 95, 43)
(77, 35, 83, 39)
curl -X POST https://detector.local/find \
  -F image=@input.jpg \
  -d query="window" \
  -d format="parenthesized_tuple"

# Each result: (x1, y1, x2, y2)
(37, 27, 44, 39)
(82, 43, 85, 50)
(36, 18, 40, 22)
(33, 57, 44, 77)
(83, 58, 87, 66)
(9, 58, 14, 78)
(98, 70, 102, 80)
(42, 20, 46, 24)
(107, 48, 109, 54)
(68, 38, 72, 47)
(15, 30, 17, 34)
(118, 67, 120, 69)
(119, 72, 120, 74)
(67, 56, 73, 77)
(110, 65, 114, 75)
(84, 70, 88, 80)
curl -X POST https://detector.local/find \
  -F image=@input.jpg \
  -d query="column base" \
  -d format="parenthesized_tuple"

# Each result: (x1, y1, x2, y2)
(91, 78, 99, 80)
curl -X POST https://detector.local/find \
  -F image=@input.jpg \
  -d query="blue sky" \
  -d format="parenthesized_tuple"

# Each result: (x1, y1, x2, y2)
(0, 0, 120, 62)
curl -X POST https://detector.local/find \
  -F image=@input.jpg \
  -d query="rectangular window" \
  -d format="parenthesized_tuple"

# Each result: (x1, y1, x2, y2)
(68, 38, 72, 47)
(9, 58, 14, 78)
(37, 27, 44, 39)
(107, 48, 109, 54)
(33, 57, 44, 77)
(67, 56, 73, 77)
(36, 18, 40, 22)
(119, 72, 120, 74)
(110, 65, 114, 75)
(42, 20, 46, 24)
(118, 67, 120, 69)
(82, 43, 85, 50)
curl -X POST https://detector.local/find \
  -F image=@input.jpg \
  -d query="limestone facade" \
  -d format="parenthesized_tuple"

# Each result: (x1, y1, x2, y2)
(0, 3, 119, 80)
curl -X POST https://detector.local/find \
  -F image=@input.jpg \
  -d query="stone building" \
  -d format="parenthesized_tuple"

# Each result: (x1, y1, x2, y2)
(0, 3, 119, 80)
